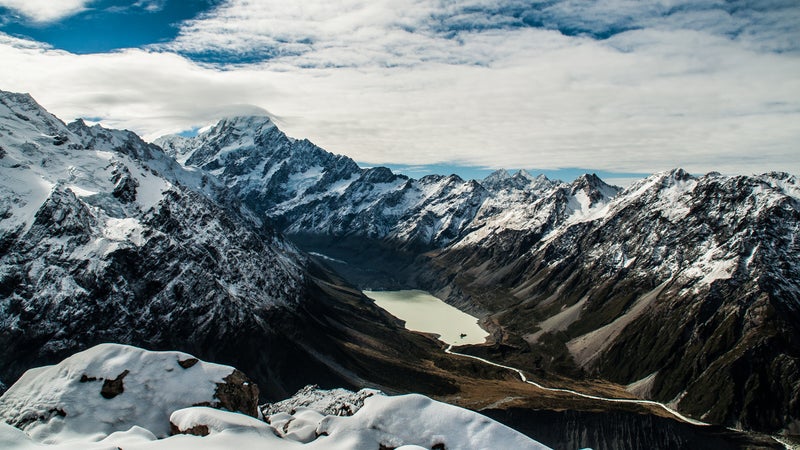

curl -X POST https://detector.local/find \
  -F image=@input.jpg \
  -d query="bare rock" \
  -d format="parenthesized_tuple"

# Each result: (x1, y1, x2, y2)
(212, 369, 259, 417)
(170, 421, 209, 437)
(101, 370, 129, 399)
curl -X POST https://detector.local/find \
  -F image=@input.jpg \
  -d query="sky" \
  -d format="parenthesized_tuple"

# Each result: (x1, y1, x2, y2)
(0, 1, 798, 184)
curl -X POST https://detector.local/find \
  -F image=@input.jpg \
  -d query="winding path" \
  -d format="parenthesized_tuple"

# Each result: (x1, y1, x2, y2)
(444, 345, 709, 426)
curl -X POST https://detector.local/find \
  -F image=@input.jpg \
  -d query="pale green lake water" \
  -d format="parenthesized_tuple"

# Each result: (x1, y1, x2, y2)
(364, 289, 489, 346)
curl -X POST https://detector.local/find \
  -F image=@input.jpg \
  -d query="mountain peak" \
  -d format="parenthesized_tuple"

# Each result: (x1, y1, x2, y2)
(483, 169, 511, 184)
(668, 167, 693, 182)
(569, 173, 620, 202)
(195, 114, 279, 144)
(0, 90, 37, 110)
(515, 169, 536, 180)
(570, 173, 604, 190)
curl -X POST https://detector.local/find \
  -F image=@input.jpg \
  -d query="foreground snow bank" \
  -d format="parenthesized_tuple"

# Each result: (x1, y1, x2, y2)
(0, 346, 550, 450)
(0, 344, 258, 443)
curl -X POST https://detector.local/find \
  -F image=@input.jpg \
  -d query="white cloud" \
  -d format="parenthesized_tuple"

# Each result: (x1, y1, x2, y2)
(133, 1, 165, 13)
(0, 1, 798, 176)
(0, 0, 94, 23)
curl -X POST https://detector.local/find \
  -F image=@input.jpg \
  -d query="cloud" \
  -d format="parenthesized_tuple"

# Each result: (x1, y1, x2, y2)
(0, 1, 798, 176)
(163, 0, 800, 65)
(0, 0, 94, 23)
(132, 0, 166, 13)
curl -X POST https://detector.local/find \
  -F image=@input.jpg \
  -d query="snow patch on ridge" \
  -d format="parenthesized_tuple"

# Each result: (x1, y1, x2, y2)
(103, 217, 145, 246)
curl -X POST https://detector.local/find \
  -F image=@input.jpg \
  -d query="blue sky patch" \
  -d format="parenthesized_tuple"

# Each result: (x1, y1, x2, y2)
(377, 162, 649, 185)
(0, 0, 220, 54)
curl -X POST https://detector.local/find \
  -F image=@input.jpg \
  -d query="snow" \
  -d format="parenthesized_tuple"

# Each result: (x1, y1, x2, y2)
(132, 169, 171, 211)
(0, 344, 236, 442)
(66, 185, 97, 197)
(171, 407, 270, 435)
(103, 217, 145, 246)
(681, 244, 738, 287)
(308, 252, 348, 265)
(314, 393, 548, 450)
(0, 348, 549, 450)
(0, 167, 54, 232)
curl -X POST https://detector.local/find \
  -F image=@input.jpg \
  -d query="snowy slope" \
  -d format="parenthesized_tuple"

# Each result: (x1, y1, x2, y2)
(0, 346, 549, 450)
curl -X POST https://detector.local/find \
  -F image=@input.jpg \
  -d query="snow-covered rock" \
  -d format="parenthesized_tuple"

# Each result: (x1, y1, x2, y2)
(0, 344, 258, 442)
(170, 406, 270, 437)
(262, 384, 379, 417)
(316, 392, 548, 450)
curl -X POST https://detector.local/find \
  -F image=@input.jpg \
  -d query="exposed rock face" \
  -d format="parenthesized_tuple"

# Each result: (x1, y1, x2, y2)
(100, 370, 129, 399)
(212, 369, 260, 417)
(170, 422, 210, 437)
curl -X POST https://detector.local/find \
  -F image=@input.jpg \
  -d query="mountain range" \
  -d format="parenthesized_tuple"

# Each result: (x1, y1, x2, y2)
(157, 112, 799, 435)
(1, 89, 798, 447)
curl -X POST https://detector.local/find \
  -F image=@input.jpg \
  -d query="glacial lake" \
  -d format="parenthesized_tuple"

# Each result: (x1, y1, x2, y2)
(364, 290, 489, 346)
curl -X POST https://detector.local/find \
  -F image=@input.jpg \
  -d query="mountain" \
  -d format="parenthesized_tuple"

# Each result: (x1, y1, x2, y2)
(3, 90, 795, 442)
(421, 169, 800, 434)
(0, 90, 467, 402)
(0, 344, 548, 449)
(160, 116, 800, 435)
(155, 120, 582, 286)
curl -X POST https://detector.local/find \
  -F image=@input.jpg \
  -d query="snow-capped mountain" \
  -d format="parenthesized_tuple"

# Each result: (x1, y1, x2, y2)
(156, 120, 618, 287)
(0, 344, 548, 449)
(157, 118, 515, 250)
(159, 115, 799, 435)
(5, 90, 797, 440)
(158, 117, 623, 256)
(0, 91, 462, 403)
(423, 169, 800, 434)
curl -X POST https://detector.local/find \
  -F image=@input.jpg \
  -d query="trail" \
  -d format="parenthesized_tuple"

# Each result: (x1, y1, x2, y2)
(444, 345, 708, 426)
(445, 346, 794, 449)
